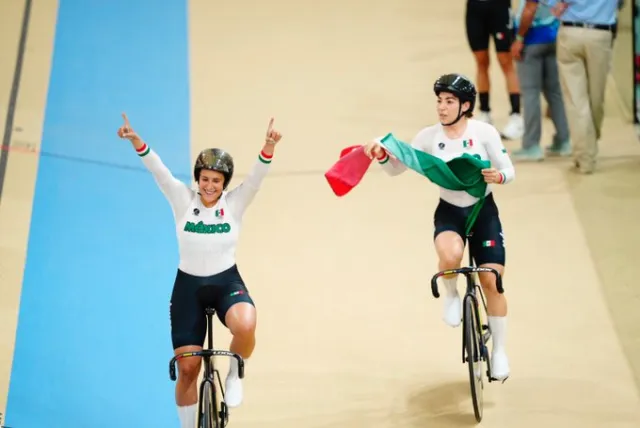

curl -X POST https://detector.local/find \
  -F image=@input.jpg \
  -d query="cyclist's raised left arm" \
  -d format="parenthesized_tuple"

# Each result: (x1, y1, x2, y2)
(226, 144, 274, 219)
(226, 118, 283, 219)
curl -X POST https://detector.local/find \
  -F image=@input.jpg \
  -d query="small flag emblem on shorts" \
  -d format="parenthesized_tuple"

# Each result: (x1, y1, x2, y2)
(463, 139, 473, 148)
(229, 290, 244, 297)
(482, 240, 496, 247)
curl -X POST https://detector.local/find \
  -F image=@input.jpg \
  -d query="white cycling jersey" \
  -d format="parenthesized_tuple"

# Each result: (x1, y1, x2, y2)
(138, 144, 272, 277)
(377, 119, 515, 208)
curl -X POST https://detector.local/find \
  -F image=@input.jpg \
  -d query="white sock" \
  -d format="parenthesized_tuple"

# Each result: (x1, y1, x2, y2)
(488, 316, 507, 352)
(442, 277, 458, 296)
(228, 357, 239, 378)
(177, 403, 196, 428)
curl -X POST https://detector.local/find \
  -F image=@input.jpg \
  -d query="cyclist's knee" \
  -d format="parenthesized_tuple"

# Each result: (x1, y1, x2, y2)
(175, 347, 202, 382)
(225, 302, 256, 338)
(435, 231, 465, 269)
(479, 263, 504, 295)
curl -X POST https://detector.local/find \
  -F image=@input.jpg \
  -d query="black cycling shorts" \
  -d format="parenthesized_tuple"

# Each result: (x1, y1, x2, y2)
(465, 0, 514, 53)
(169, 264, 255, 349)
(433, 192, 505, 267)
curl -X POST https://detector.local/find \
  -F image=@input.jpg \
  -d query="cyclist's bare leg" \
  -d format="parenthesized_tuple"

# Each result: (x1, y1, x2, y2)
(478, 263, 507, 316)
(435, 231, 465, 327)
(223, 302, 257, 407)
(478, 263, 509, 380)
(175, 345, 202, 404)
(226, 302, 257, 358)
(174, 345, 202, 427)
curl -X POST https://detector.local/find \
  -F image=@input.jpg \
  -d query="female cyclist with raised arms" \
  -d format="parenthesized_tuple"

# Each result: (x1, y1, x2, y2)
(364, 74, 514, 381)
(117, 113, 282, 428)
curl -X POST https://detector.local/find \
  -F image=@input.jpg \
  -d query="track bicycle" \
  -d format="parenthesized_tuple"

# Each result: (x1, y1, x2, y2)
(169, 307, 245, 428)
(430, 233, 505, 422)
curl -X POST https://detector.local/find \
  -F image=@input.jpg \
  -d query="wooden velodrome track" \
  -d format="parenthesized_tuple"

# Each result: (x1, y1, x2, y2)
(1, 0, 640, 427)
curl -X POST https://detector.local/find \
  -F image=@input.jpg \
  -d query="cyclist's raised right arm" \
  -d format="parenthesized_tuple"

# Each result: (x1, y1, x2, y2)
(371, 127, 436, 176)
(136, 141, 193, 217)
(377, 150, 407, 176)
(364, 135, 407, 176)
(117, 114, 192, 218)
(132, 140, 193, 218)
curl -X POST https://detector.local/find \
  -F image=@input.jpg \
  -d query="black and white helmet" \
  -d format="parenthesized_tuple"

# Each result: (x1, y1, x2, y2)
(193, 148, 234, 190)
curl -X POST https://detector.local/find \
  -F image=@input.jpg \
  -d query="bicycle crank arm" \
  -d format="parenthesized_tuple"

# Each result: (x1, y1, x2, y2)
(430, 266, 503, 298)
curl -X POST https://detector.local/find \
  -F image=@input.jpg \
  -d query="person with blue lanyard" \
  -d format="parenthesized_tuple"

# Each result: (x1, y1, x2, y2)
(551, 0, 619, 174)
(510, 0, 571, 161)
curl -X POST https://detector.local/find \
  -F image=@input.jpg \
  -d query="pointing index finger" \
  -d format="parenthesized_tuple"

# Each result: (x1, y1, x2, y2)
(122, 112, 131, 128)
(266, 117, 274, 135)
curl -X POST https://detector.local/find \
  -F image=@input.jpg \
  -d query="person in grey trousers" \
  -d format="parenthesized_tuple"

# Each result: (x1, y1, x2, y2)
(511, 0, 571, 161)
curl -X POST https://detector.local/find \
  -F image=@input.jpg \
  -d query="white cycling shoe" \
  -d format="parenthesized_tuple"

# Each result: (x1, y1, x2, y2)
(443, 288, 462, 328)
(490, 348, 510, 381)
(224, 363, 243, 408)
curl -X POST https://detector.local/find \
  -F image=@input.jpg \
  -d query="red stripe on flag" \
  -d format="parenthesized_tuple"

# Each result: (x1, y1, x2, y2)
(324, 145, 374, 197)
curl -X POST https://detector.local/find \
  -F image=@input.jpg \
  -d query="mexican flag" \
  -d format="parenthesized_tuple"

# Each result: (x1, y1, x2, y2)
(324, 133, 491, 198)
(324, 133, 493, 235)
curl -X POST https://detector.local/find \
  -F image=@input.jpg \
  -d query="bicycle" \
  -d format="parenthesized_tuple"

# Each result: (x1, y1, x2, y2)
(430, 233, 505, 423)
(169, 307, 245, 428)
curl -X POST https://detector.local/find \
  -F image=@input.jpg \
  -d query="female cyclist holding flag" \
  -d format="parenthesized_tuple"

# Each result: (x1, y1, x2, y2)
(363, 73, 514, 382)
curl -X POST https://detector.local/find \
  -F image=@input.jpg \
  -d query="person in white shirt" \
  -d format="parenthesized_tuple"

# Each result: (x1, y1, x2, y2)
(117, 113, 282, 428)
(363, 74, 514, 381)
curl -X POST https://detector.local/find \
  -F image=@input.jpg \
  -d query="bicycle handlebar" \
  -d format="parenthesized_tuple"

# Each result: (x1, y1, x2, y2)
(430, 266, 503, 298)
(169, 350, 245, 381)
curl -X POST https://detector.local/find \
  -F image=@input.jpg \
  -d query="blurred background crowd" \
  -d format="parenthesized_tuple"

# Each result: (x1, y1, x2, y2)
(466, 0, 626, 174)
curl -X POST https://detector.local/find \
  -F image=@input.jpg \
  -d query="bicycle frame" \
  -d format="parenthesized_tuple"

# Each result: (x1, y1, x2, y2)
(429, 236, 505, 421)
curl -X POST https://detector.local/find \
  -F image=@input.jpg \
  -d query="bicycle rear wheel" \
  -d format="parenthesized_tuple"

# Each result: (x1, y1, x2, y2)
(200, 380, 220, 428)
(463, 294, 484, 422)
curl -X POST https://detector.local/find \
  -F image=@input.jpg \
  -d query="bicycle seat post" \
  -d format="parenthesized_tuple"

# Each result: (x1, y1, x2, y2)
(205, 307, 215, 351)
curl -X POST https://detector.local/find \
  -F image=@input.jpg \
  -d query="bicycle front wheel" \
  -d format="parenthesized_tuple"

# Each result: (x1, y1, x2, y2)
(464, 294, 484, 422)
(200, 380, 220, 428)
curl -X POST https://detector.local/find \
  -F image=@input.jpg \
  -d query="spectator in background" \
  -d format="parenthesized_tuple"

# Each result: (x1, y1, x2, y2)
(544, 0, 623, 119)
(553, 0, 618, 174)
(465, 0, 525, 140)
(511, 0, 571, 161)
